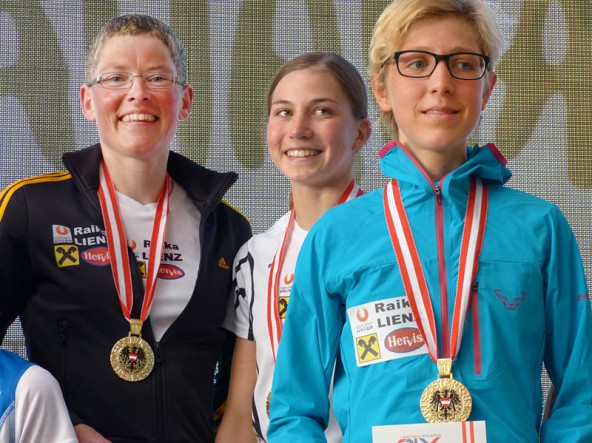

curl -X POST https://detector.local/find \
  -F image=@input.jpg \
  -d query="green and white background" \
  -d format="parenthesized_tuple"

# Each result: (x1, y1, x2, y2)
(1, 0, 590, 411)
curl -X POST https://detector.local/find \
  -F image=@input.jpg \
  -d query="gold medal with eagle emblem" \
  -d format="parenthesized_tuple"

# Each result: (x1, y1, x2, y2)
(110, 319, 154, 382)
(420, 359, 472, 422)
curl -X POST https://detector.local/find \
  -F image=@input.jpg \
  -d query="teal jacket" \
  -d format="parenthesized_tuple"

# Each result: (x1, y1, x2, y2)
(268, 142, 592, 442)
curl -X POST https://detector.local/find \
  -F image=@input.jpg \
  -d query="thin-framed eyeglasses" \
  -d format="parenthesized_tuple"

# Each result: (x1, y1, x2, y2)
(88, 71, 186, 90)
(385, 50, 489, 80)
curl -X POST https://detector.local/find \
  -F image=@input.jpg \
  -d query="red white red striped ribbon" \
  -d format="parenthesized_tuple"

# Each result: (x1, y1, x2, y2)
(383, 177, 487, 362)
(98, 162, 170, 323)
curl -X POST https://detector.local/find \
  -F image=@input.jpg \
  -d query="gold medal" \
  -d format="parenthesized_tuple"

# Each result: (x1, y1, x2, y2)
(110, 319, 154, 382)
(99, 166, 170, 384)
(266, 391, 271, 417)
(420, 359, 472, 422)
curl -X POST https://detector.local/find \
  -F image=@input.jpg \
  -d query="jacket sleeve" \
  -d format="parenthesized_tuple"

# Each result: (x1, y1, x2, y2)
(0, 185, 32, 340)
(540, 208, 592, 441)
(16, 365, 78, 442)
(267, 225, 342, 442)
(223, 241, 255, 341)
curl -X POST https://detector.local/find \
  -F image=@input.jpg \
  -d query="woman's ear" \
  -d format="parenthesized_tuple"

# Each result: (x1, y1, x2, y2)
(481, 71, 497, 111)
(179, 85, 194, 120)
(80, 84, 96, 122)
(353, 118, 373, 152)
(371, 74, 393, 113)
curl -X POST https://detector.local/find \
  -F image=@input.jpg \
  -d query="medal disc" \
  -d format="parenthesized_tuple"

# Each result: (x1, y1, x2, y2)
(266, 391, 271, 417)
(420, 377, 472, 422)
(110, 335, 155, 382)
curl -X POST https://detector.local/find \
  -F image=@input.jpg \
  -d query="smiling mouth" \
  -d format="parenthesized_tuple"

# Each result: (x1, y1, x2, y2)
(286, 149, 320, 158)
(424, 109, 457, 115)
(121, 113, 157, 122)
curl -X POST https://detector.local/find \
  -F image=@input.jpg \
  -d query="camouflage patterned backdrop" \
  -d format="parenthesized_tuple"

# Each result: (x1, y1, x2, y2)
(1, 1, 590, 406)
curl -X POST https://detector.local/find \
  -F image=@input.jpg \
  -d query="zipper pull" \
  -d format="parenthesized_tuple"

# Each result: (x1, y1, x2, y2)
(434, 185, 443, 205)
(58, 320, 68, 345)
(154, 342, 163, 363)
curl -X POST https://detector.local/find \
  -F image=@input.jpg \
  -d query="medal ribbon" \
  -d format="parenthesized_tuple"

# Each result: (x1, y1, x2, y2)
(98, 162, 170, 323)
(267, 179, 363, 361)
(383, 177, 487, 362)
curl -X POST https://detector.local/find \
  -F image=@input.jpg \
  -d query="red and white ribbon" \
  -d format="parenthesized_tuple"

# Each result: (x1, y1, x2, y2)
(267, 179, 363, 361)
(98, 162, 170, 323)
(383, 177, 487, 362)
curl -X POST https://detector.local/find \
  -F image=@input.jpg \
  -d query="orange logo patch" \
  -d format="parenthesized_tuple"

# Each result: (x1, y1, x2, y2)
(283, 273, 294, 285)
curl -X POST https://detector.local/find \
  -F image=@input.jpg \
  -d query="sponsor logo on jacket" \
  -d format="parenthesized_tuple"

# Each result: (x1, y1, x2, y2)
(81, 246, 110, 266)
(384, 328, 424, 353)
(52, 224, 107, 267)
(52, 225, 187, 280)
(158, 264, 185, 280)
(494, 289, 526, 310)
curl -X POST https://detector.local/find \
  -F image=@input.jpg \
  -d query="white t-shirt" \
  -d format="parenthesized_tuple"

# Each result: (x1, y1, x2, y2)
(118, 181, 201, 340)
(0, 365, 77, 443)
(224, 212, 342, 442)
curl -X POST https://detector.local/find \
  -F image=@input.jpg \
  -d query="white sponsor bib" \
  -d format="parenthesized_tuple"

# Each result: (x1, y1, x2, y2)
(373, 421, 487, 442)
(347, 296, 428, 367)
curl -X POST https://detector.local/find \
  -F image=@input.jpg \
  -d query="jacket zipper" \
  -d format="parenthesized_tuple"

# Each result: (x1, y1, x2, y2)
(434, 184, 443, 206)
(154, 341, 165, 441)
(434, 183, 450, 358)
(126, 249, 167, 440)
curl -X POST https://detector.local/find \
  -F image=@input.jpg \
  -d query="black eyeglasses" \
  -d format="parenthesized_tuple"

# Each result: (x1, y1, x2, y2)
(386, 50, 489, 80)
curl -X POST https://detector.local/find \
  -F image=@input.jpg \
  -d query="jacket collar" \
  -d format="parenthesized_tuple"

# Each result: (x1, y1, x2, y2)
(378, 140, 512, 189)
(62, 144, 238, 214)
